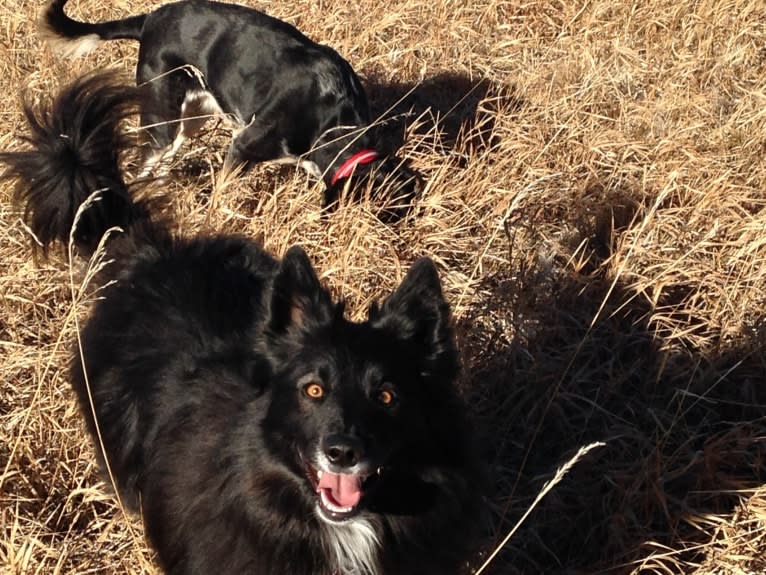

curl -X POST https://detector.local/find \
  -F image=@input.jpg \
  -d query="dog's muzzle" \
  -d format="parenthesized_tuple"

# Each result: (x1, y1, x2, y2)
(302, 437, 383, 523)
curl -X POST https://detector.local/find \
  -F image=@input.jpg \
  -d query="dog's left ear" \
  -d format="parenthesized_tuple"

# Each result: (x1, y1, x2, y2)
(267, 246, 335, 336)
(371, 258, 459, 380)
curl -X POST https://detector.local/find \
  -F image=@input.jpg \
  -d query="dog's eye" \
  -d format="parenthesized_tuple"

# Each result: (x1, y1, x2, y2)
(304, 382, 325, 399)
(377, 388, 397, 407)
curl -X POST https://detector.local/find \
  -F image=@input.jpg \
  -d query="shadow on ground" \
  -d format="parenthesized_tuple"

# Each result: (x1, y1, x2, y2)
(456, 212, 766, 574)
(364, 71, 517, 159)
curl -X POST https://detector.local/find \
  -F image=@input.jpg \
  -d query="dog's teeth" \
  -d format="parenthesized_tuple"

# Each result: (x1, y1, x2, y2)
(317, 470, 323, 479)
(319, 490, 352, 513)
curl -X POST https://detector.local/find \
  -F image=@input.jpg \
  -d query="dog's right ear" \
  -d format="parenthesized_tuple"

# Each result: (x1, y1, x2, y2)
(266, 246, 335, 336)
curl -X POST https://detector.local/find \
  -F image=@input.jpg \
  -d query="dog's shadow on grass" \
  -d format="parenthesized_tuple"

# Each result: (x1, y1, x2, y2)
(456, 215, 766, 573)
(363, 72, 518, 159)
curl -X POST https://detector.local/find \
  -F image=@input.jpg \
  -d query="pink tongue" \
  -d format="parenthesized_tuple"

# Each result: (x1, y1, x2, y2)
(317, 472, 362, 508)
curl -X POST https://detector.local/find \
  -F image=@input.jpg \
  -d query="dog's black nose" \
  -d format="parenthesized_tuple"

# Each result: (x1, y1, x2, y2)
(323, 435, 364, 469)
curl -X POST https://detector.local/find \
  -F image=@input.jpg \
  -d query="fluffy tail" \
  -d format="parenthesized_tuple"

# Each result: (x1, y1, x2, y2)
(0, 71, 150, 256)
(39, 0, 145, 58)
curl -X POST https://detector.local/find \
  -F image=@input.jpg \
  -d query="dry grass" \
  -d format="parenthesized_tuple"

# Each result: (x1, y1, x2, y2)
(1, 0, 765, 573)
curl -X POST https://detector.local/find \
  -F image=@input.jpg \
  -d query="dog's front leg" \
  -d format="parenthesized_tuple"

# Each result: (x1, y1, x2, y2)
(223, 118, 282, 175)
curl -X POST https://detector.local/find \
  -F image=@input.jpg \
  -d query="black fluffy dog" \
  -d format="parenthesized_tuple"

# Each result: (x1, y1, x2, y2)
(40, 0, 421, 218)
(0, 72, 484, 574)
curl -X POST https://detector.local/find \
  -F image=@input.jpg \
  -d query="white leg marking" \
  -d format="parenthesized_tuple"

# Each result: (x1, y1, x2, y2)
(139, 89, 239, 177)
(137, 146, 169, 179)
(271, 141, 322, 179)
(270, 156, 322, 179)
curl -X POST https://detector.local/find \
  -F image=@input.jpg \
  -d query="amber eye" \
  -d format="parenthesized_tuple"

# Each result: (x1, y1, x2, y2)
(377, 388, 396, 406)
(304, 382, 325, 399)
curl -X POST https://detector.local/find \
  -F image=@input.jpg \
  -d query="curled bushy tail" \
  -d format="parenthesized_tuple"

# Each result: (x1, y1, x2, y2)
(0, 71, 146, 255)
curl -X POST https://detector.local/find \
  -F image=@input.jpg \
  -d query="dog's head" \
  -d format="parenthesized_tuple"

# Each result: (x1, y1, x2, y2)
(258, 247, 462, 525)
(323, 155, 422, 222)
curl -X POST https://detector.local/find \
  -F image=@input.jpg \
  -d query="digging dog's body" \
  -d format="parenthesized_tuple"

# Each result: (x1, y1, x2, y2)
(0, 73, 483, 574)
(42, 0, 419, 216)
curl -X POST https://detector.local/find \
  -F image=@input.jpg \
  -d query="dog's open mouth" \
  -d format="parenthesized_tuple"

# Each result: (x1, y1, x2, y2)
(306, 464, 377, 521)
(317, 469, 363, 514)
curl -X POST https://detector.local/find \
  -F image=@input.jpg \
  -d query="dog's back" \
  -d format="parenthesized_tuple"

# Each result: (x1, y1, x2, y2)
(39, 0, 422, 218)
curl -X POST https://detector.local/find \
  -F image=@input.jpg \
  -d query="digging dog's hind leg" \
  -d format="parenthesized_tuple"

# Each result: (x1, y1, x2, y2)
(136, 65, 226, 178)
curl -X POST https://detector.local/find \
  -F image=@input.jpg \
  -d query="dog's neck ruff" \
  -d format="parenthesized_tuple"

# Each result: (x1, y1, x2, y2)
(322, 517, 381, 575)
(331, 150, 379, 185)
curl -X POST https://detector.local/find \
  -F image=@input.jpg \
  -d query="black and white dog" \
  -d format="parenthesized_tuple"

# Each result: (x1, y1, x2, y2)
(41, 0, 421, 218)
(0, 71, 485, 574)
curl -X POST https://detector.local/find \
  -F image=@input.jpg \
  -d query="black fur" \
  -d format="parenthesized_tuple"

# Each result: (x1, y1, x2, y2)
(41, 0, 422, 219)
(1, 72, 484, 574)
